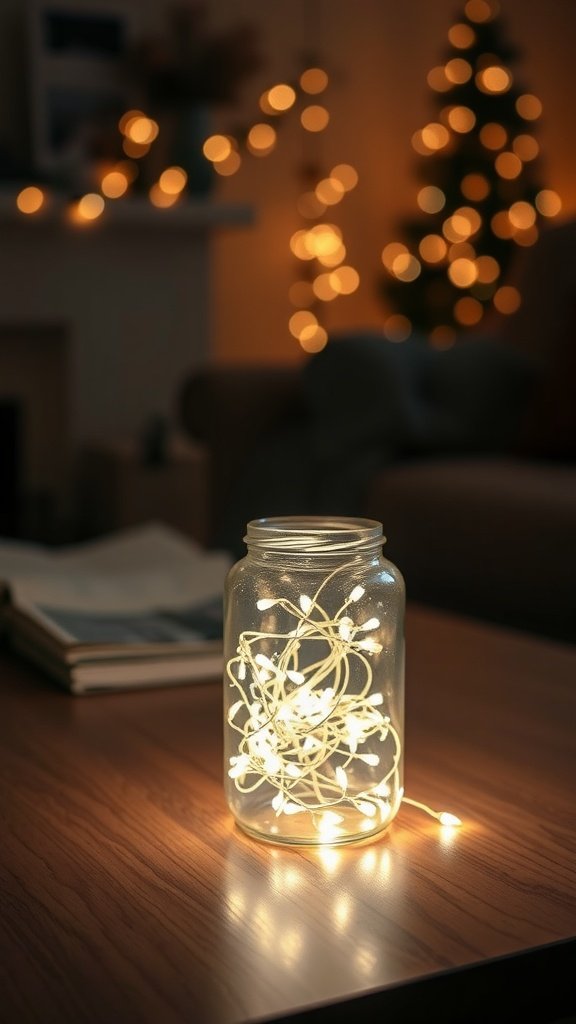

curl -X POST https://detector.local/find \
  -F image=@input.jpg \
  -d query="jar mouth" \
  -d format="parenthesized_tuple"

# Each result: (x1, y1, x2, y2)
(245, 516, 384, 553)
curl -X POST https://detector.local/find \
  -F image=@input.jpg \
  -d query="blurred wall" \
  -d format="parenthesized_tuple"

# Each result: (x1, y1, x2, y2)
(205, 0, 576, 364)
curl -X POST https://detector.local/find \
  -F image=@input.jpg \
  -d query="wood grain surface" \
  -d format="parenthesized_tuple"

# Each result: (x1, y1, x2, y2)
(0, 605, 575, 1024)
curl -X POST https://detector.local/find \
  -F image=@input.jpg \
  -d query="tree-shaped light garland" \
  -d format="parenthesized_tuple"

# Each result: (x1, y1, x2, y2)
(226, 567, 460, 843)
(380, 0, 563, 347)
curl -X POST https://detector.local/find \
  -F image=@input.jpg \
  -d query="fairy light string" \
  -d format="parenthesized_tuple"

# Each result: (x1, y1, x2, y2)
(226, 559, 460, 841)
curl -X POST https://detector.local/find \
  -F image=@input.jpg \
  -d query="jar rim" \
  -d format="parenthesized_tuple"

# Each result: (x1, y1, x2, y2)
(245, 516, 384, 553)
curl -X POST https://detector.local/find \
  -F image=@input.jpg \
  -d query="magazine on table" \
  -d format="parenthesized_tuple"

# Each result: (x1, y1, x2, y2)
(0, 522, 232, 694)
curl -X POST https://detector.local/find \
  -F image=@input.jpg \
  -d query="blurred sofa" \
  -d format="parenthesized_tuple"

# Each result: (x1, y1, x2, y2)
(179, 223, 576, 644)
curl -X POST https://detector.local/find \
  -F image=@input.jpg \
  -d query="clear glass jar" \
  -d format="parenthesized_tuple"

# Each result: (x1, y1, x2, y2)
(223, 517, 404, 846)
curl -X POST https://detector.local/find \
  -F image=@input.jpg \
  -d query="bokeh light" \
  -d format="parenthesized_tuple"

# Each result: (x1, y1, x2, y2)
(448, 257, 478, 287)
(512, 134, 539, 161)
(448, 23, 476, 48)
(508, 201, 536, 229)
(101, 170, 128, 198)
(392, 253, 421, 282)
(299, 324, 328, 353)
(75, 193, 105, 221)
(329, 266, 360, 294)
(461, 173, 490, 200)
(465, 0, 499, 22)
(247, 123, 277, 156)
(265, 84, 296, 112)
(213, 151, 241, 176)
(417, 185, 446, 213)
(454, 296, 484, 325)
(300, 68, 329, 94)
(301, 105, 330, 132)
(315, 177, 345, 205)
(476, 66, 512, 94)
(381, 242, 409, 270)
(493, 286, 521, 313)
(495, 151, 522, 179)
(289, 310, 318, 339)
(429, 325, 456, 348)
(516, 94, 543, 121)
(296, 192, 326, 219)
(475, 255, 500, 283)
(535, 190, 562, 217)
(419, 234, 448, 263)
(16, 186, 44, 214)
(384, 315, 412, 342)
(149, 184, 179, 208)
(446, 106, 476, 132)
(330, 164, 359, 191)
(445, 58, 472, 84)
(479, 123, 507, 150)
(158, 166, 188, 194)
(203, 135, 233, 163)
(312, 273, 339, 301)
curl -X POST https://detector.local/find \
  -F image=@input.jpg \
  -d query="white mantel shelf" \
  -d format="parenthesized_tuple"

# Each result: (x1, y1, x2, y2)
(0, 193, 254, 229)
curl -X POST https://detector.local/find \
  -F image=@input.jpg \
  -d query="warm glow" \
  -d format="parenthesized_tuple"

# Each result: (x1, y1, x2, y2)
(446, 106, 476, 133)
(417, 185, 446, 213)
(122, 138, 150, 159)
(16, 186, 44, 214)
(101, 170, 128, 198)
(382, 242, 409, 270)
(76, 193, 105, 220)
(448, 22, 476, 48)
(491, 211, 514, 239)
(512, 134, 539, 162)
(392, 254, 421, 282)
(448, 257, 478, 287)
(461, 173, 490, 201)
(301, 105, 330, 132)
(535, 189, 562, 217)
(266, 84, 296, 112)
(203, 134, 233, 163)
(445, 58, 472, 84)
(453, 206, 482, 235)
(429, 325, 456, 348)
(476, 66, 512, 94)
(384, 315, 412, 342)
(465, 0, 498, 22)
(421, 122, 450, 150)
(427, 66, 452, 92)
(158, 166, 188, 195)
(516, 94, 543, 121)
(454, 296, 484, 325)
(126, 116, 159, 144)
(493, 285, 521, 313)
(296, 192, 326, 219)
(480, 123, 507, 150)
(118, 109, 145, 134)
(289, 281, 315, 307)
(289, 310, 318, 339)
(475, 255, 500, 283)
(330, 164, 358, 192)
(213, 151, 241, 176)
(508, 201, 536, 229)
(247, 123, 277, 156)
(315, 177, 345, 206)
(305, 223, 343, 256)
(495, 152, 522, 179)
(448, 241, 476, 261)
(299, 324, 328, 353)
(312, 273, 339, 301)
(290, 230, 314, 260)
(419, 234, 447, 263)
(513, 225, 539, 247)
(149, 183, 179, 208)
(316, 243, 346, 268)
(329, 265, 360, 295)
(300, 67, 328, 94)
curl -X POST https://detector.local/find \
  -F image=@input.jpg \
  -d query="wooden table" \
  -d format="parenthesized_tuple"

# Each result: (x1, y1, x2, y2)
(1, 606, 575, 1023)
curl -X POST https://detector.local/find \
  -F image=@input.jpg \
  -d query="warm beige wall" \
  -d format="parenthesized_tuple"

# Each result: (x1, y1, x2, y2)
(206, 0, 576, 365)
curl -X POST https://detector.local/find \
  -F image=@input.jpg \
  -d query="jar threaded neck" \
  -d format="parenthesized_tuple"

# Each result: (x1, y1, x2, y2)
(245, 516, 385, 554)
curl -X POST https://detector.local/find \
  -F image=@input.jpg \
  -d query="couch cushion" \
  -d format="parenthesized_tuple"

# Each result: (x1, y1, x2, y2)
(365, 458, 576, 642)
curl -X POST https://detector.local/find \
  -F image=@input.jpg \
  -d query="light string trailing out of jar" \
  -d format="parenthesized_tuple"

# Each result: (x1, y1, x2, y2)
(226, 562, 461, 842)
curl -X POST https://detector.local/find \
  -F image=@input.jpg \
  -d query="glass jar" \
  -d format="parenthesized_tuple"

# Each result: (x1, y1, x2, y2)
(223, 517, 404, 846)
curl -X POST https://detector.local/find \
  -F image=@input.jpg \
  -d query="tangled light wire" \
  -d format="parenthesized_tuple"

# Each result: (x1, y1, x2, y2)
(226, 562, 460, 842)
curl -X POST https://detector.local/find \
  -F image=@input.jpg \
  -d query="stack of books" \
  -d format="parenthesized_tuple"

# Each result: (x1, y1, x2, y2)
(0, 523, 231, 694)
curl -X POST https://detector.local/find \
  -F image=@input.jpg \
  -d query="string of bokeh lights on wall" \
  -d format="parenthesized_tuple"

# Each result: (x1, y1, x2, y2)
(15, 62, 357, 356)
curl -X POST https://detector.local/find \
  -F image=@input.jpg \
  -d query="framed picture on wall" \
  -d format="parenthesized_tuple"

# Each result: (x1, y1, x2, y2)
(27, 0, 140, 180)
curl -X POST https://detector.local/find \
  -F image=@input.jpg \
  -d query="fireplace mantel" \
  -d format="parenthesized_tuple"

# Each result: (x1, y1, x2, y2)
(0, 193, 253, 535)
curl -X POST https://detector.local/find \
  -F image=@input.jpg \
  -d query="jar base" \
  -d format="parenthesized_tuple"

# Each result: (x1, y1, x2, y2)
(232, 811, 395, 848)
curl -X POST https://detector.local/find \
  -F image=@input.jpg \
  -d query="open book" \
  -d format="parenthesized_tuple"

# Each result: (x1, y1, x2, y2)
(0, 522, 232, 694)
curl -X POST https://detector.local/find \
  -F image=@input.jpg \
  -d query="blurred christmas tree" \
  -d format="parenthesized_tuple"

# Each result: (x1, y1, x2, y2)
(380, 0, 562, 346)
